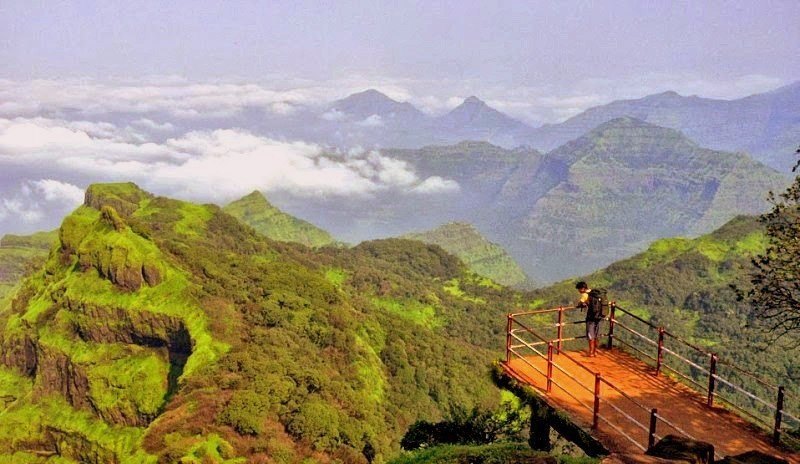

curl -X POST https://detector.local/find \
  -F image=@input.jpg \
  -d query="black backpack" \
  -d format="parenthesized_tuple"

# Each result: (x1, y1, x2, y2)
(587, 288, 608, 320)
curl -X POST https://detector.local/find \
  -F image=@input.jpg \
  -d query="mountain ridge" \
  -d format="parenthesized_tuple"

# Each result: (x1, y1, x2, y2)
(328, 89, 426, 121)
(0, 182, 526, 462)
(498, 116, 788, 282)
(401, 222, 529, 288)
(223, 190, 337, 248)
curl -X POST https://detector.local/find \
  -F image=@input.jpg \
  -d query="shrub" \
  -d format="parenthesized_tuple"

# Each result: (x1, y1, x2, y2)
(218, 390, 269, 435)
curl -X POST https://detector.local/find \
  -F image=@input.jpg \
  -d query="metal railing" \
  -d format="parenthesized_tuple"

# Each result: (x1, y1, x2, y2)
(506, 306, 705, 452)
(609, 304, 800, 448)
(504, 303, 799, 454)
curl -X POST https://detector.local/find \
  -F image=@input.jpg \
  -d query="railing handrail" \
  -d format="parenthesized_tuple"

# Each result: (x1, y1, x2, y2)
(507, 303, 799, 451)
(506, 312, 686, 452)
(515, 304, 792, 416)
(611, 305, 796, 416)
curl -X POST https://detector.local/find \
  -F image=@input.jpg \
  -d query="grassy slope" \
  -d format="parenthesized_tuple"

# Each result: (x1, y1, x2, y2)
(1, 183, 527, 463)
(402, 222, 528, 288)
(0, 231, 55, 310)
(224, 190, 336, 248)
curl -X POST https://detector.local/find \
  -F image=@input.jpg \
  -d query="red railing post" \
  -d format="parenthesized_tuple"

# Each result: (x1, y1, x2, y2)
(648, 408, 658, 450)
(707, 354, 718, 407)
(656, 327, 665, 375)
(606, 302, 616, 349)
(546, 342, 554, 393)
(774, 386, 785, 444)
(592, 373, 601, 429)
(557, 306, 564, 353)
(506, 314, 513, 363)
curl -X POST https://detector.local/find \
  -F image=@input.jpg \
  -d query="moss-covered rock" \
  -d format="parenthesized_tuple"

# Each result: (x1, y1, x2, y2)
(84, 182, 151, 219)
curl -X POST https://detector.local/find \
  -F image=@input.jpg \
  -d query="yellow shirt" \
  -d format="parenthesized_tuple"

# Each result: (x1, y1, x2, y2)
(579, 289, 591, 306)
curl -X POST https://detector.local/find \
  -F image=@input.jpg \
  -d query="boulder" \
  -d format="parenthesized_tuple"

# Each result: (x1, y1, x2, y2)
(718, 450, 789, 464)
(646, 435, 714, 464)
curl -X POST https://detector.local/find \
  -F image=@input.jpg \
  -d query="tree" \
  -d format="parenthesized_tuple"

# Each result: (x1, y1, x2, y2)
(742, 146, 800, 341)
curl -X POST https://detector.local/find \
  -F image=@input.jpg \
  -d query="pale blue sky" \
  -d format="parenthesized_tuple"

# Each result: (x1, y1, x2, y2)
(2, 0, 798, 89)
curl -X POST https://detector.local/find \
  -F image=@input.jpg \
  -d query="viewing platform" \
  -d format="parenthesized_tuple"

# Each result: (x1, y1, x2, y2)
(500, 305, 799, 463)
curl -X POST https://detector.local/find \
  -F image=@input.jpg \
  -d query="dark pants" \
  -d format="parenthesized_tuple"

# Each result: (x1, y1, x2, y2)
(586, 320, 601, 341)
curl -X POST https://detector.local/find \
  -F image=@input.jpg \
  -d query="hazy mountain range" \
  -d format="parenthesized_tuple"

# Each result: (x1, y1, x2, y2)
(528, 81, 800, 171)
(0, 82, 795, 285)
(274, 117, 787, 283)
(263, 82, 799, 172)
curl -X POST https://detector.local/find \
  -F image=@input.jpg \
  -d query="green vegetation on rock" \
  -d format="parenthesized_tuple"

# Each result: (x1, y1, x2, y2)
(504, 117, 789, 283)
(224, 190, 336, 247)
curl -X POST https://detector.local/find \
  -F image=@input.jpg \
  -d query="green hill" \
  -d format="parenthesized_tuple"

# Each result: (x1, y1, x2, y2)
(224, 190, 336, 247)
(0, 231, 56, 308)
(529, 215, 799, 421)
(500, 117, 789, 283)
(0, 183, 532, 463)
(1, 230, 58, 250)
(402, 222, 529, 288)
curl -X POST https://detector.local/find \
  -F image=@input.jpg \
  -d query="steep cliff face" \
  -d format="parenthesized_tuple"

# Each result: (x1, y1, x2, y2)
(0, 183, 226, 462)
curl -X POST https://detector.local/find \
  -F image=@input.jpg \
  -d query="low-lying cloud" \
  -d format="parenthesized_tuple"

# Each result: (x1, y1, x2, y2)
(0, 179, 85, 226)
(0, 116, 459, 205)
(0, 74, 788, 128)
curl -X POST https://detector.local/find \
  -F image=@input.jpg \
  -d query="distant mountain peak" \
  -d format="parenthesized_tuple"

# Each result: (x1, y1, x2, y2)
(653, 90, 682, 98)
(358, 88, 387, 96)
(594, 116, 652, 129)
(240, 190, 269, 203)
(402, 221, 529, 287)
(438, 96, 531, 134)
(345, 88, 394, 103)
(451, 96, 490, 112)
(462, 96, 486, 106)
(225, 192, 335, 248)
(560, 117, 697, 156)
(585, 116, 667, 135)
(329, 89, 423, 119)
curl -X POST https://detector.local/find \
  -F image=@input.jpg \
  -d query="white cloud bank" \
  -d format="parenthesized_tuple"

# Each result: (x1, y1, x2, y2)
(0, 117, 459, 205)
(29, 179, 85, 205)
(0, 74, 788, 127)
(0, 179, 85, 225)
